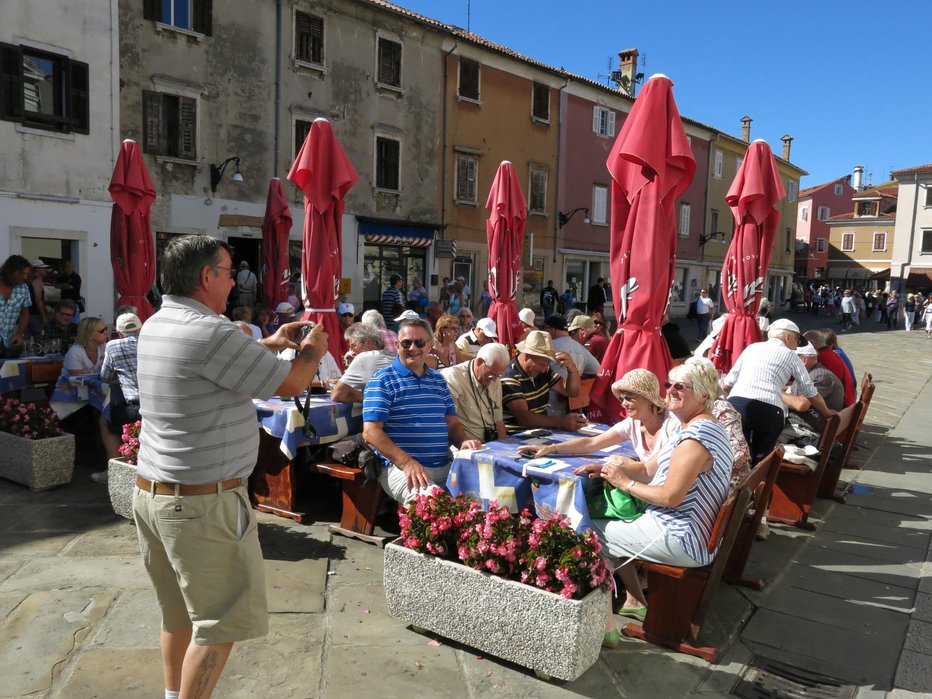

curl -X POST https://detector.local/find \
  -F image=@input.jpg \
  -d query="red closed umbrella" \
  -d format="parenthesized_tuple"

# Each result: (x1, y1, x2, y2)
(589, 75, 696, 423)
(485, 161, 527, 349)
(287, 118, 358, 364)
(260, 177, 292, 311)
(710, 140, 785, 373)
(109, 139, 156, 321)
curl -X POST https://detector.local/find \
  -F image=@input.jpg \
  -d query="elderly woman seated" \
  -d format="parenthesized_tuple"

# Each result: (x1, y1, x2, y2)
(586, 358, 732, 647)
(518, 367, 679, 463)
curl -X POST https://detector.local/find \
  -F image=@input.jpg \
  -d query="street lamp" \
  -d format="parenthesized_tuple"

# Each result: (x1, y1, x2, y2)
(699, 231, 726, 245)
(558, 207, 590, 228)
(209, 156, 244, 193)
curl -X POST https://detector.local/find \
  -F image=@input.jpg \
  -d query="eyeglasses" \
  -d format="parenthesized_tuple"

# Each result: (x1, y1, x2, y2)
(618, 393, 638, 402)
(664, 381, 691, 392)
(400, 338, 428, 349)
(212, 265, 235, 279)
(96, 328, 109, 335)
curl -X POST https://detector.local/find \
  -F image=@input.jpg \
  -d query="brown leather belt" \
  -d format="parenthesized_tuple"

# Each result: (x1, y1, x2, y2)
(136, 475, 245, 496)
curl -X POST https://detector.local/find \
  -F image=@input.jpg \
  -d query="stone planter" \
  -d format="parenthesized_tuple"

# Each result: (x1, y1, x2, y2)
(383, 540, 608, 682)
(107, 458, 137, 520)
(0, 431, 75, 491)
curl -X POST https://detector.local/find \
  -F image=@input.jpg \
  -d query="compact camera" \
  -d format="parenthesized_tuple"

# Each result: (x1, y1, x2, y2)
(483, 426, 499, 444)
(297, 322, 316, 342)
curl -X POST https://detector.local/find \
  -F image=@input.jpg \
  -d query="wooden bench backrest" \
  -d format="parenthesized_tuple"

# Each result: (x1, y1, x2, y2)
(706, 488, 745, 555)
(860, 372, 873, 395)
(568, 377, 596, 412)
(834, 400, 860, 446)
(854, 381, 875, 435)
(740, 447, 783, 514)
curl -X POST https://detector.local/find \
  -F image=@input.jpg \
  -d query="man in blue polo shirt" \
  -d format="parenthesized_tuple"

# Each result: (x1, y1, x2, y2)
(363, 318, 481, 505)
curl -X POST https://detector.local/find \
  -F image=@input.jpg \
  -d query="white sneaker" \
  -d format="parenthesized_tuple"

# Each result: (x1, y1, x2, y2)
(755, 520, 770, 541)
(90, 470, 109, 484)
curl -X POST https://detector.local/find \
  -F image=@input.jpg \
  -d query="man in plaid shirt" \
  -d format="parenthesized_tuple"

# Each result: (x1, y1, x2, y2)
(98, 313, 143, 477)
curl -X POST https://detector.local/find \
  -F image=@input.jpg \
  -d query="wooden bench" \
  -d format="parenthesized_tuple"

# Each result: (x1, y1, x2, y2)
(818, 384, 872, 503)
(568, 376, 596, 412)
(765, 406, 852, 531)
(314, 462, 387, 547)
(724, 447, 783, 590)
(622, 485, 752, 662)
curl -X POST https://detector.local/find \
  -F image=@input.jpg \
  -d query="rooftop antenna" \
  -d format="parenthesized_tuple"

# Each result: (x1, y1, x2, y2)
(597, 56, 615, 88)
(466, 0, 471, 33)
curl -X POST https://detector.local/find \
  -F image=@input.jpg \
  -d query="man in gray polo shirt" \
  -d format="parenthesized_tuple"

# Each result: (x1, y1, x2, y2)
(332, 322, 394, 404)
(133, 235, 328, 699)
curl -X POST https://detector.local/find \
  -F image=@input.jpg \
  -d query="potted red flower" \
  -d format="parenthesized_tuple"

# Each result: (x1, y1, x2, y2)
(0, 397, 75, 491)
(107, 420, 141, 520)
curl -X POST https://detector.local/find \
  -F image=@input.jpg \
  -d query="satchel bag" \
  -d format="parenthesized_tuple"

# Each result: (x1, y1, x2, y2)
(586, 481, 644, 521)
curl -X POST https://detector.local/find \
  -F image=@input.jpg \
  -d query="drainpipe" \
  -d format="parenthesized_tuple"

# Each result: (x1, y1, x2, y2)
(273, 0, 282, 175)
(553, 76, 569, 265)
(439, 39, 459, 285)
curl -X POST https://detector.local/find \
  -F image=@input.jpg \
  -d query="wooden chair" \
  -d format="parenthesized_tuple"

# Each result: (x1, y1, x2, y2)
(314, 462, 387, 547)
(622, 485, 752, 662)
(852, 375, 875, 452)
(818, 387, 871, 503)
(765, 408, 848, 531)
(568, 376, 596, 412)
(724, 447, 783, 590)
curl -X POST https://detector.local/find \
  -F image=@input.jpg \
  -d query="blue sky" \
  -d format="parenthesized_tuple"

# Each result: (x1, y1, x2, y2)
(398, 0, 930, 189)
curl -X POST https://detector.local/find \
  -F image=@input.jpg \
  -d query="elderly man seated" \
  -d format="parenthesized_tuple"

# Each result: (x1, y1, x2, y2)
(363, 318, 480, 505)
(722, 318, 834, 463)
(332, 323, 394, 404)
(501, 330, 587, 434)
(455, 317, 498, 357)
(441, 343, 509, 443)
(780, 342, 844, 436)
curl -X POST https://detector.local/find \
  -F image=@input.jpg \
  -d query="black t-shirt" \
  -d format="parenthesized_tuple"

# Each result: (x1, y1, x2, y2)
(58, 272, 81, 302)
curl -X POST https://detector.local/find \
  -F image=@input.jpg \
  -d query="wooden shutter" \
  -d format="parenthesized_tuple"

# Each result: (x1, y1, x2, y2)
(193, 0, 212, 36)
(142, 89, 162, 154)
(143, 0, 161, 22)
(532, 83, 549, 120)
(530, 170, 546, 212)
(378, 39, 400, 86)
(456, 155, 476, 202)
(592, 106, 601, 134)
(69, 59, 89, 134)
(178, 96, 197, 159)
(309, 15, 323, 63)
(376, 137, 399, 190)
(0, 42, 23, 122)
(607, 111, 616, 136)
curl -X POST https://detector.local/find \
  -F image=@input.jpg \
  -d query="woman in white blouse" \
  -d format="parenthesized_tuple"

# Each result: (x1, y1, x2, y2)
(61, 316, 107, 378)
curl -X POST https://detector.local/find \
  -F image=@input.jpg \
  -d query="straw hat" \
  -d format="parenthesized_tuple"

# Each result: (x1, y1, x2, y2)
(515, 330, 555, 360)
(611, 368, 665, 410)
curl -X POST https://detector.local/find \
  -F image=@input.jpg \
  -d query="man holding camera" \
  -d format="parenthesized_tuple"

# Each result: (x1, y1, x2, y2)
(441, 343, 510, 444)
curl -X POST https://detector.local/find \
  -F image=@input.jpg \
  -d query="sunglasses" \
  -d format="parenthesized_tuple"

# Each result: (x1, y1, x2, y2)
(618, 393, 638, 402)
(664, 381, 690, 392)
(96, 328, 109, 335)
(340, 313, 354, 318)
(400, 338, 428, 349)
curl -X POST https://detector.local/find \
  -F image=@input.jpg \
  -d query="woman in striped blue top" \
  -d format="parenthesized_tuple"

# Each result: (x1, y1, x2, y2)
(590, 357, 732, 647)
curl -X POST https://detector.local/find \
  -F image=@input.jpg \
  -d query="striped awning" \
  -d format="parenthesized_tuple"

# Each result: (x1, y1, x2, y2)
(364, 234, 432, 247)
(358, 218, 436, 248)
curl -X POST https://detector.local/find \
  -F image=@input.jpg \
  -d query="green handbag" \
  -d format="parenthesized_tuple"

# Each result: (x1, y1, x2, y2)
(586, 481, 644, 521)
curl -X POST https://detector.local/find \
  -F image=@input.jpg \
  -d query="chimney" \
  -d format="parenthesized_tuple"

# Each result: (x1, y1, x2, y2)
(740, 116, 752, 143)
(852, 165, 864, 190)
(617, 48, 639, 95)
(781, 134, 793, 161)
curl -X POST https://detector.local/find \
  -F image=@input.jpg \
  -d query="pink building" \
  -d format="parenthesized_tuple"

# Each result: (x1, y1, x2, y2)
(795, 172, 856, 279)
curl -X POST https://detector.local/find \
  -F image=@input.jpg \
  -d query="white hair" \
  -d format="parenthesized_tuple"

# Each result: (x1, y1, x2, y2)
(668, 357, 719, 411)
(477, 343, 509, 367)
(361, 309, 387, 329)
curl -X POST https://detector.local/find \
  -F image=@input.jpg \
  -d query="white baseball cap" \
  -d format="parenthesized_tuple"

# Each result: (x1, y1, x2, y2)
(394, 309, 421, 322)
(795, 343, 817, 358)
(769, 318, 801, 335)
(476, 317, 498, 338)
(518, 308, 535, 326)
(116, 313, 142, 333)
(337, 302, 355, 316)
(275, 302, 296, 315)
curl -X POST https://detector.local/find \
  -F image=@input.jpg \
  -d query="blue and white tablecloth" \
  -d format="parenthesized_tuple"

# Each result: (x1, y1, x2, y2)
(50, 374, 112, 420)
(0, 355, 62, 395)
(254, 396, 363, 459)
(447, 424, 636, 533)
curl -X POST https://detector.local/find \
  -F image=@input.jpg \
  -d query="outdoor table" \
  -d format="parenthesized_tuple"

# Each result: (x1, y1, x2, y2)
(0, 355, 63, 397)
(49, 374, 112, 421)
(250, 394, 363, 522)
(447, 424, 637, 533)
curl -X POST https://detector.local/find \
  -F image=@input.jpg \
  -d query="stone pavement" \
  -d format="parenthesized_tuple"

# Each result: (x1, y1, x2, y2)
(0, 310, 930, 698)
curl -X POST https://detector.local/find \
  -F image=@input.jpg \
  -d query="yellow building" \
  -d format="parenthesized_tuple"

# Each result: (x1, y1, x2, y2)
(825, 183, 898, 289)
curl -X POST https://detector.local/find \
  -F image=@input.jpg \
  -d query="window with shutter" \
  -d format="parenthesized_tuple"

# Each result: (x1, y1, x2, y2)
(455, 154, 477, 203)
(592, 185, 608, 224)
(841, 233, 855, 252)
(872, 233, 886, 252)
(294, 118, 312, 157)
(377, 38, 401, 87)
(458, 58, 480, 100)
(532, 83, 549, 121)
(926, 188, 932, 207)
(529, 167, 547, 213)
(592, 106, 615, 137)
(1, 43, 88, 134)
(800, 207, 808, 222)
(713, 150, 723, 179)
(296, 11, 324, 64)
(376, 136, 400, 190)
(193, 0, 212, 36)
(678, 202, 691, 237)
(141, 89, 197, 160)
